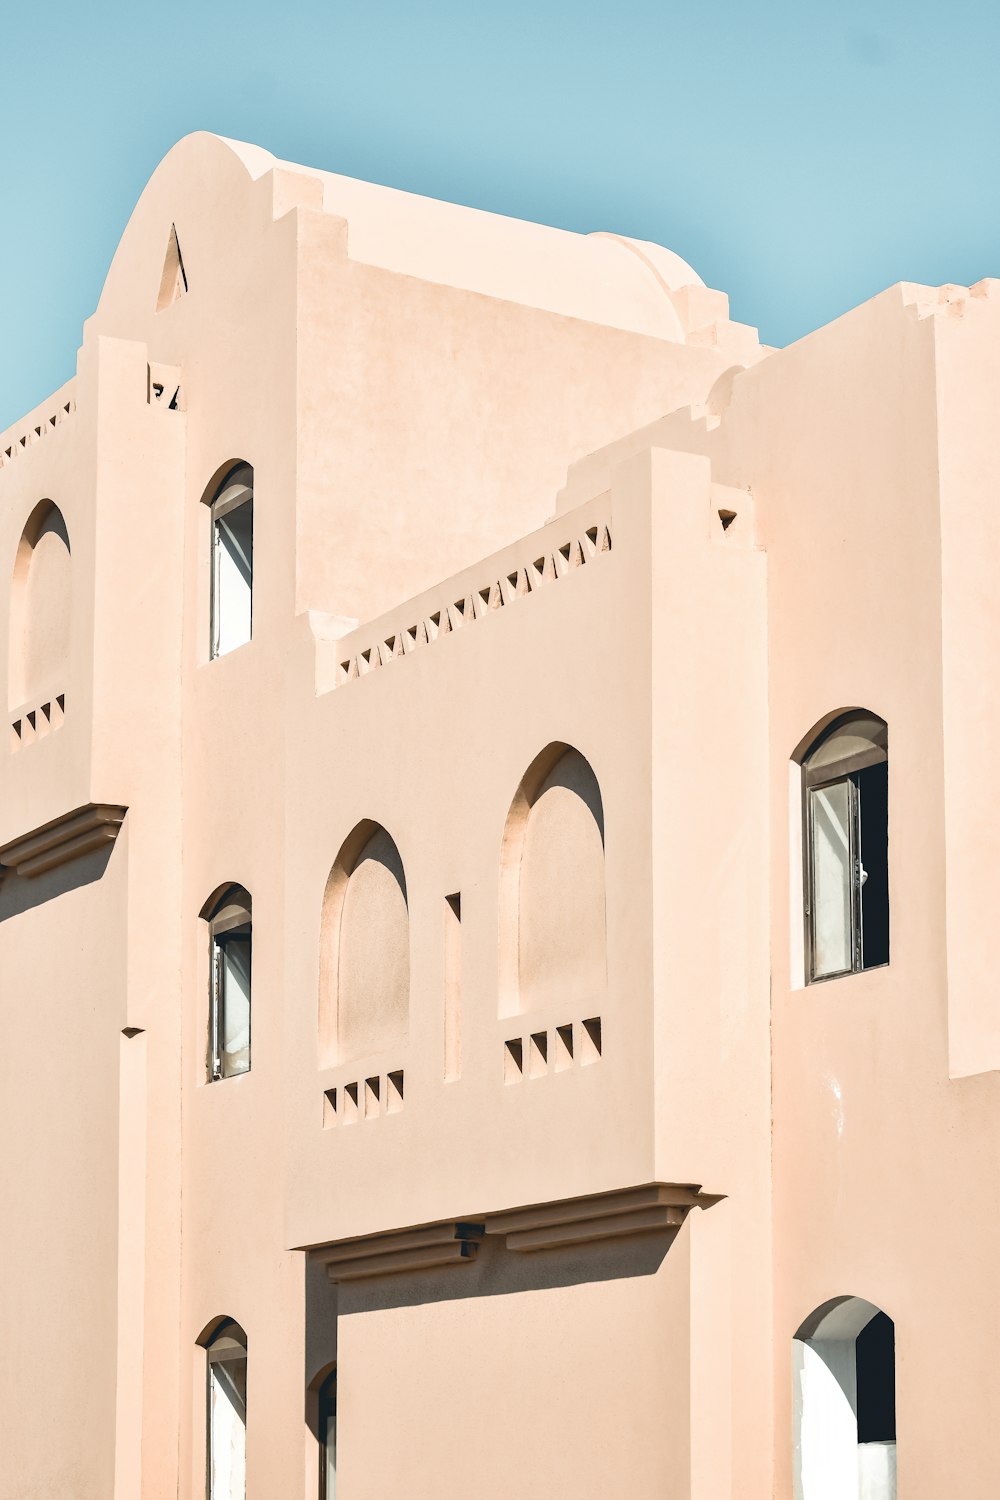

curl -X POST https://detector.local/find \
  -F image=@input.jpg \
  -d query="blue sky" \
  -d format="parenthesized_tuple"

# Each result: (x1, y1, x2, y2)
(2, 0, 998, 427)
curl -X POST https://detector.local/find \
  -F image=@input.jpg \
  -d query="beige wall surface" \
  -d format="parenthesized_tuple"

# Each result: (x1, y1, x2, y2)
(0, 841, 126, 1500)
(3, 130, 999, 1499)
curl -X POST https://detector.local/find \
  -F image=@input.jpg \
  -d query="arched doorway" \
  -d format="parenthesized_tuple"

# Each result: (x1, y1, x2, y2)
(793, 1296, 896, 1500)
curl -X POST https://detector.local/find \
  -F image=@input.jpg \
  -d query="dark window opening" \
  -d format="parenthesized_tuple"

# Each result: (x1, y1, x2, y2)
(856, 1311, 896, 1444)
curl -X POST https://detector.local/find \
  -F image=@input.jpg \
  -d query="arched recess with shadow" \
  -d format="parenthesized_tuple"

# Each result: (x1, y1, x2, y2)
(499, 743, 606, 1018)
(319, 822, 409, 1065)
(197, 1317, 248, 1500)
(793, 1296, 896, 1500)
(8, 499, 71, 710)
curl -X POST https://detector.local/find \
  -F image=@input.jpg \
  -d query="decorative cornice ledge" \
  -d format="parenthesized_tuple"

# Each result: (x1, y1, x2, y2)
(320, 1222, 484, 1283)
(315, 1182, 720, 1284)
(482, 1181, 716, 1252)
(0, 803, 128, 879)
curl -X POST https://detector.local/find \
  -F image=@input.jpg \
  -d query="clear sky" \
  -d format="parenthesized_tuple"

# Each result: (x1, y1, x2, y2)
(2, 0, 998, 428)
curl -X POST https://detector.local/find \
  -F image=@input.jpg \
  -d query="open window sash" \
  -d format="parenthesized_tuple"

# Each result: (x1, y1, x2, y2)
(807, 776, 861, 981)
(210, 489, 253, 659)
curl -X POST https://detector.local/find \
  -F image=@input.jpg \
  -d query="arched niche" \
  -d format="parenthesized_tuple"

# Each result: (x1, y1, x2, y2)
(793, 1295, 896, 1500)
(8, 500, 71, 710)
(499, 743, 607, 1017)
(319, 822, 409, 1065)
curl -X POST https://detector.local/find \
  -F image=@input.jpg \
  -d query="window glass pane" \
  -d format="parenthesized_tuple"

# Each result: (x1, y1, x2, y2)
(210, 1356, 247, 1500)
(810, 780, 854, 978)
(213, 498, 253, 657)
(322, 1407, 336, 1499)
(221, 936, 251, 1077)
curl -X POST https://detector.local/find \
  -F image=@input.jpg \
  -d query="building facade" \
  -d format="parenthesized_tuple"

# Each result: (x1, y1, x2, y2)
(1, 131, 998, 1499)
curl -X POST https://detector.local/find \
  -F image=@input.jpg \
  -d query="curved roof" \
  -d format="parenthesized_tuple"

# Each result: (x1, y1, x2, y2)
(98, 134, 709, 344)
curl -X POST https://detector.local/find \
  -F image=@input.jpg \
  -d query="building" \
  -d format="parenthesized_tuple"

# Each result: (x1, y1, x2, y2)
(1, 130, 996, 1500)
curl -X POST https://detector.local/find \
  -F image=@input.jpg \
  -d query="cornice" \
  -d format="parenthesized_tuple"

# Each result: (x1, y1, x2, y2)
(0, 803, 127, 879)
(314, 1181, 720, 1284)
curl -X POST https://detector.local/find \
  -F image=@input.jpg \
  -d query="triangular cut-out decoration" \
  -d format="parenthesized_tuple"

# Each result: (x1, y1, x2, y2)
(156, 224, 188, 312)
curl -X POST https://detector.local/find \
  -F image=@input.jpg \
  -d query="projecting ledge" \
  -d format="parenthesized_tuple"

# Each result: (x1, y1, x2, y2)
(0, 803, 127, 879)
(483, 1181, 719, 1252)
(311, 1182, 721, 1283)
(318, 1222, 484, 1283)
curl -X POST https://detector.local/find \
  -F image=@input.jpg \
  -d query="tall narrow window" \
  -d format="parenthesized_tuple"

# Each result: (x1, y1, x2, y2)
(801, 711, 889, 983)
(318, 1367, 337, 1499)
(444, 893, 462, 1081)
(204, 885, 253, 1080)
(210, 464, 253, 658)
(205, 1320, 247, 1500)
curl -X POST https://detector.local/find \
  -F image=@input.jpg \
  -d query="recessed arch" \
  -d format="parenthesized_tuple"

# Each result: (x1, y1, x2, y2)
(319, 822, 409, 1065)
(793, 1295, 896, 1500)
(499, 742, 606, 1018)
(793, 709, 889, 983)
(196, 1314, 248, 1350)
(8, 499, 71, 710)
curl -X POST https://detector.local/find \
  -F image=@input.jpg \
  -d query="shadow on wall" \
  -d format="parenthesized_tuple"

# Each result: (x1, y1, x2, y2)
(500, 743, 607, 1018)
(8, 500, 71, 710)
(0, 844, 113, 923)
(313, 1225, 682, 1321)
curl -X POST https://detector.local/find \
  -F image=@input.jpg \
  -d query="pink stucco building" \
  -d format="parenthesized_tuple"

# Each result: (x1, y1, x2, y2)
(2, 132, 995, 1499)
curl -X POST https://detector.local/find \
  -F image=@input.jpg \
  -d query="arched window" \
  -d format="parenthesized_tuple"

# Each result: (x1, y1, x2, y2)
(202, 1319, 247, 1500)
(202, 885, 252, 1080)
(799, 711, 889, 983)
(319, 824, 409, 1064)
(318, 1367, 337, 1499)
(8, 499, 71, 709)
(499, 744, 606, 1016)
(208, 464, 253, 659)
(793, 1297, 896, 1500)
